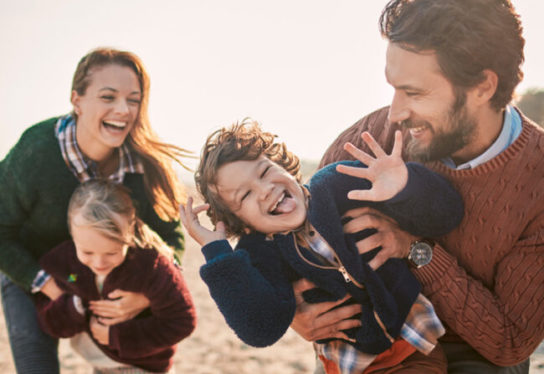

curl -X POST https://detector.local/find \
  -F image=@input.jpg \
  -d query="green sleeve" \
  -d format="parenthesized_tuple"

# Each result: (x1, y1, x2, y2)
(0, 139, 42, 290)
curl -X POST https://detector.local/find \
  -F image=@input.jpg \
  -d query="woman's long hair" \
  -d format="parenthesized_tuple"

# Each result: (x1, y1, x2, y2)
(72, 47, 191, 221)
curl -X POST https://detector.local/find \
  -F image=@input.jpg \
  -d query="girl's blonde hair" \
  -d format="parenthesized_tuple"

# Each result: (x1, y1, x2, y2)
(68, 179, 173, 259)
(195, 119, 301, 237)
(72, 47, 191, 221)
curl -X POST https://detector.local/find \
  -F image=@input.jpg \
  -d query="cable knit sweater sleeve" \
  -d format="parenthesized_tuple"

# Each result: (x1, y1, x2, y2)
(199, 238, 297, 347)
(320, 106, 544, 366)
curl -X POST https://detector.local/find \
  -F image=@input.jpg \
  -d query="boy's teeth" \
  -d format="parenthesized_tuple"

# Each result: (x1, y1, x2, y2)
(270, 192, 286, 213)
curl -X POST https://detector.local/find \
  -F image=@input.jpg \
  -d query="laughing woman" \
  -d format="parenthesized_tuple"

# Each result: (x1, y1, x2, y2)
(0, 47, 190, 373)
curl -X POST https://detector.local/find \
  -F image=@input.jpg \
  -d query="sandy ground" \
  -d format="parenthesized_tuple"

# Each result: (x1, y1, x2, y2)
(0, 235, 543, 373)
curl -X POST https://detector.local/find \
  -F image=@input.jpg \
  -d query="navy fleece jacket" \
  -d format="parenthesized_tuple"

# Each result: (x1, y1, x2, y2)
(200, 160, 463, 354)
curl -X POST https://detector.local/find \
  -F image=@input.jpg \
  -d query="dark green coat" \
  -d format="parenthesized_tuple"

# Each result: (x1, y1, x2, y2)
(0, 117, 184, 290)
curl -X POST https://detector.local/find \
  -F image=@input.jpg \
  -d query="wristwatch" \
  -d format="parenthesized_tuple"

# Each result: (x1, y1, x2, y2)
(407, 239, 434, 268)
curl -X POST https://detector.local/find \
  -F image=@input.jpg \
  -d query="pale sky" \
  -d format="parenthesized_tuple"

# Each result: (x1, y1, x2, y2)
(1, 0, 543, 172)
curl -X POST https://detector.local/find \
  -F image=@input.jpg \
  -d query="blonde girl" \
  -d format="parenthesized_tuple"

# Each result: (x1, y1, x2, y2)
(36, 179, 196, 374)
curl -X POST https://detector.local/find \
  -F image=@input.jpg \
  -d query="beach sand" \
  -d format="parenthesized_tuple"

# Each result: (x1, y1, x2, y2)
(0, 234, 543, 373)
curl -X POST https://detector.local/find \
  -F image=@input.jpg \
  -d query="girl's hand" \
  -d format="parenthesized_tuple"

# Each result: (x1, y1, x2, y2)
(336, 130, 408, 202)
(89, 316, 109, 345)
(179, 197, 226, 246)
(89, 290, 149, 325)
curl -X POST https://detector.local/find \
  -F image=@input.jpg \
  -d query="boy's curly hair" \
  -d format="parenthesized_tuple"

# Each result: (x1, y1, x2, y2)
(195, 119, 301, 238)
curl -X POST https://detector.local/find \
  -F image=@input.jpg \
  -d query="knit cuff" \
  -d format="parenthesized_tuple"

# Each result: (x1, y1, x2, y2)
(412, 243, 454, 286)
(201, 240, 233, 262)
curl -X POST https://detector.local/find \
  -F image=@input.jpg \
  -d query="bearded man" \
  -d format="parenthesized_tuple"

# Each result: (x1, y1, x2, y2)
(291, 1, 544, 373)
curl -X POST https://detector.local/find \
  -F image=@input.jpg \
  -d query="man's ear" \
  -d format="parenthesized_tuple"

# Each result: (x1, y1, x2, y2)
(470, 69, 498, 106)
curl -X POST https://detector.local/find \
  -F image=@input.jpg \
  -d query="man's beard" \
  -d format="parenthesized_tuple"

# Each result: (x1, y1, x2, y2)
(405, 94, 477, 163)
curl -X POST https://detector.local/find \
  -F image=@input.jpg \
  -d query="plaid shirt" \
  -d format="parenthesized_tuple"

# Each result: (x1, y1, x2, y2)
(306, 227, 445, 374)
(55, 114, 144, 183)
(31, 114, 144, 292)
(315, 295, 444, 374)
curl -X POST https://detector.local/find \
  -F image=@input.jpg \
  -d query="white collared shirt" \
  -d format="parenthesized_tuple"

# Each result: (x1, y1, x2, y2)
(441, 105, 522, 170)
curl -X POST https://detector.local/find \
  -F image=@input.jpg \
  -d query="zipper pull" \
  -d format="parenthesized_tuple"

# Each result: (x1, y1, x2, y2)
(338, 266, 351, 283)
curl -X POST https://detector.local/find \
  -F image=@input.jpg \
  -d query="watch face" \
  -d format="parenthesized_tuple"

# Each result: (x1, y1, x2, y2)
(410, 242, 433, 266)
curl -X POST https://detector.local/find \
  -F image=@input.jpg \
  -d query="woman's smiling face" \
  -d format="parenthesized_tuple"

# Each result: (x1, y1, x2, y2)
(71, 64, 141, 159)
(214, 156, 307, 235)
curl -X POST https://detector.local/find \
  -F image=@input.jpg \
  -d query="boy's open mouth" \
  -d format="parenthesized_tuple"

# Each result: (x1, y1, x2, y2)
(269, 190, 294, 215)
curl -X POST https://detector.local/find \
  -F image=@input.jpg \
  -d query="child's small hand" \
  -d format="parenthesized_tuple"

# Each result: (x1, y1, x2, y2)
(89, 316, 109, 345)
(336, 130, 408, 202)
(180, 197, 227, 246)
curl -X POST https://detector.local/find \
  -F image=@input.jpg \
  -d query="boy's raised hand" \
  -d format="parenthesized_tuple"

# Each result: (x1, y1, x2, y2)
(336, 130, 408, 202)
(180, 197, 226, 246)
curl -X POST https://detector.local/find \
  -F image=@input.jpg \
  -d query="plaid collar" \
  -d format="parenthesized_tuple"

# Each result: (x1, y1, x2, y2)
(55, 114, 144, 183)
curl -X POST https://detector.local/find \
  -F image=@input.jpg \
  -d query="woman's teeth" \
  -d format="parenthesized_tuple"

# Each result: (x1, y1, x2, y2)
(103, 120, 127, 129)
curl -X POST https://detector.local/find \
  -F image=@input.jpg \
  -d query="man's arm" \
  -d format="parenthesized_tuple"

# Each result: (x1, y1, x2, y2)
(322, 107, 544, 365)
(351, 213, 544, 366)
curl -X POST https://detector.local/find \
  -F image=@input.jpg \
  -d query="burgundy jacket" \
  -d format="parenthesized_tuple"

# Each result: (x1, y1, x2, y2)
(35, 241, 196, 372)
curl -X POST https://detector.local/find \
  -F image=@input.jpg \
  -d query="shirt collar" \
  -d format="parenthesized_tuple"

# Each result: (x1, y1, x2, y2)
(55, 114, 144, 183)
(441, 105, 522, 170)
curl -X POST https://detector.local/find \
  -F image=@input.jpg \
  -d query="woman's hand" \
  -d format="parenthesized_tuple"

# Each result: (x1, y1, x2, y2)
(179, 196, 226, 246)
(290, 279, 361, 342)
(40, 277, 64, 300)
(89, 290, 150, 325)
(336, 130, 408, 202)
(89, 316, 109, 345)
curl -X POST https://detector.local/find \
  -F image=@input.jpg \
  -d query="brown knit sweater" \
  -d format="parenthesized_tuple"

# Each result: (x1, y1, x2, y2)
(320, 106, 544, 366)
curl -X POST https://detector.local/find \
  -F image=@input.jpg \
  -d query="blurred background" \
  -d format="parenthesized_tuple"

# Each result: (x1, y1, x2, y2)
(1, 0, 543, 175)
(1, 1, 543, 373)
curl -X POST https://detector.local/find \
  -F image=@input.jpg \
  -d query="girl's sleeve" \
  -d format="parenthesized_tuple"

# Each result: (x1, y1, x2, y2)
(35, 293, 87, 338)
(108, 255, 196, 358)
(199, 238, 297, 347)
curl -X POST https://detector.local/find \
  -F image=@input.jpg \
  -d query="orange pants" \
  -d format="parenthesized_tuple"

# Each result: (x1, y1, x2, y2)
(319, 341, 447, 374)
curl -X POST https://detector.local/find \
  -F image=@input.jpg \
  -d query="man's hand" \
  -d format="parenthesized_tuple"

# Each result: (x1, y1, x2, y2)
(344, 207, 416, 269)
(290, 279, 361, 342)
(89, 290, 149, 325)
(89, 316, 109, 345)
(180, 197, 226, 246)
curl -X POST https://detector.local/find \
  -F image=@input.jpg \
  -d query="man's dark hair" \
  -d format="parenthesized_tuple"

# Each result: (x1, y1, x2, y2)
(379, 0, 525, 111)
